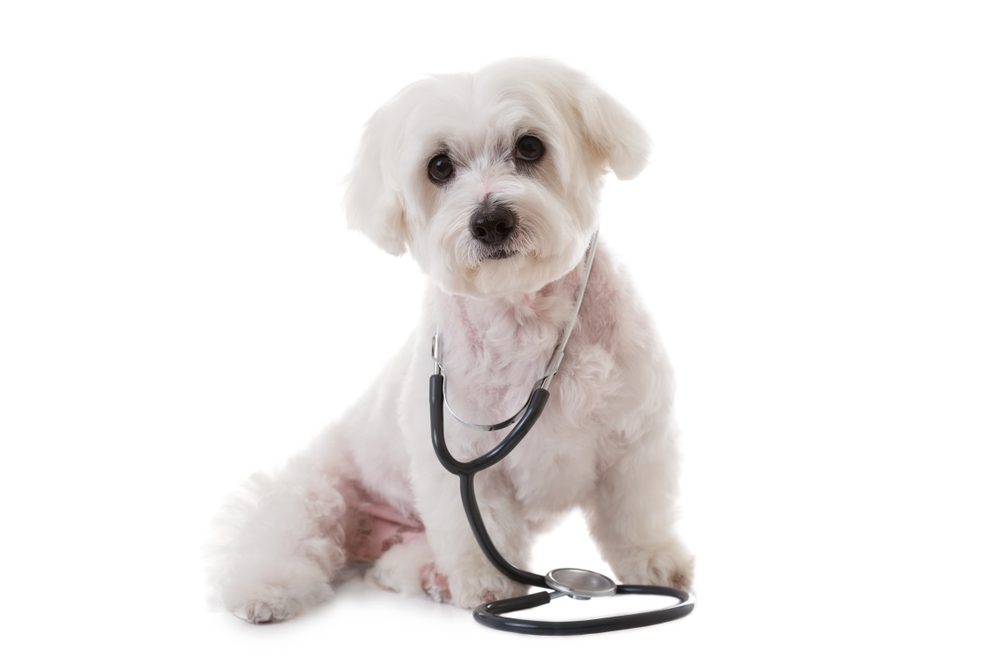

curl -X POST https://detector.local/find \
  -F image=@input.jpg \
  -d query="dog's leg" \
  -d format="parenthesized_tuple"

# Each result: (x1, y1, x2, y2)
(584, 430, 695, 590)
(364, 534, 453, 603)
(207, 454, 352, 623)
(411, 466, 530, 609)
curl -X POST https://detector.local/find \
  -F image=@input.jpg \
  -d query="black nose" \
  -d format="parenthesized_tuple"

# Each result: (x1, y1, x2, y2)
(470, 203, 516, 245)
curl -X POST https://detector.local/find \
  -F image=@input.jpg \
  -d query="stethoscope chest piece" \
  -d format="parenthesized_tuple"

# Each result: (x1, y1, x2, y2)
(545, 568, 616, 600)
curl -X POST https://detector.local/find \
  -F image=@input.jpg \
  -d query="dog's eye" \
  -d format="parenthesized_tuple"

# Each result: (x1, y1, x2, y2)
(428, 154, 454, 183)
(515, 136, 544, 162)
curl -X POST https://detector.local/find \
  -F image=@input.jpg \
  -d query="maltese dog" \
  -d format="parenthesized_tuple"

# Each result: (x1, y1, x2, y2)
(209, 58, 694, 623)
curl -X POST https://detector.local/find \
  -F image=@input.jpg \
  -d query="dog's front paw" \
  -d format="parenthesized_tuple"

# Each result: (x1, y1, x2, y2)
(610, 542, 695, 590)
(446, 564, 527, 609)
(419, 563, 452, 603)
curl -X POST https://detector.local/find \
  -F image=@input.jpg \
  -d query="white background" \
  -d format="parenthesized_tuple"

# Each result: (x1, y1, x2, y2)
(2, 1, 998, 665)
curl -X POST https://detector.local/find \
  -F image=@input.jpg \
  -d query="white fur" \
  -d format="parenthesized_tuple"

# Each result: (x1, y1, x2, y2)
(208, 58, 693, 622)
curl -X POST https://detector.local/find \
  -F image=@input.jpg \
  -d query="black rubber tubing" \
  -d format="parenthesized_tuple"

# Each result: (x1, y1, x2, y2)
(429, 373, 695, 635)
(430, 374, 549, 476)
(430, 373, 548, 587)
(473, 586, 694, 636)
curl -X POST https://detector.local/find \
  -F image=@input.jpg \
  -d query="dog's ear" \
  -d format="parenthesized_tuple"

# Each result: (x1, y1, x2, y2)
(343, 106, 409, 256)
(576, 84, 652, 181)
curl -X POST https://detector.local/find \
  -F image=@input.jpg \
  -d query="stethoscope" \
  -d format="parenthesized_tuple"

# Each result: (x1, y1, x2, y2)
(429, 231, 694, 635)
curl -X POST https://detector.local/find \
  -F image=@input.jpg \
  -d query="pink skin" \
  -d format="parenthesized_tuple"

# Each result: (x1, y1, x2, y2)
(342, 483, 491, 605)
(340, 481, 425, 563)
(419, 566, 497, 605)
(420, 564, 451, 603)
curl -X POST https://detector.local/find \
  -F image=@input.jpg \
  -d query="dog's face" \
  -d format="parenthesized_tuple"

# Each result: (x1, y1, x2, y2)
(345, 59, 651, 298)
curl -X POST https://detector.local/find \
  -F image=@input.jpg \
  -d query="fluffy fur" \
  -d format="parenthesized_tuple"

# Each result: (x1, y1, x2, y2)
(208, 58, 694, 622)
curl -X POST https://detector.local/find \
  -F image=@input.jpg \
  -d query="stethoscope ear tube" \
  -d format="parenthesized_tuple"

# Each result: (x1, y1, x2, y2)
(429, 374, 549, 477)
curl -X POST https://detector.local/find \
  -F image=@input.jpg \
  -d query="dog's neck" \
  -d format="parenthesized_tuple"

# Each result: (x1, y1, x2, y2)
(432, 246, 597, 374)
(428, 242, 616, 426)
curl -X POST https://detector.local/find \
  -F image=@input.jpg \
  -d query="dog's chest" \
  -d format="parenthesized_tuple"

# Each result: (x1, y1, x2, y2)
(440, 316, 618, 510)
(429, 252, 639, 509)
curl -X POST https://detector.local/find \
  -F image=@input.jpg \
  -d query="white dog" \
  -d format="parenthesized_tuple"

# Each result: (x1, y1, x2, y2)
(209, 58, 694, 623)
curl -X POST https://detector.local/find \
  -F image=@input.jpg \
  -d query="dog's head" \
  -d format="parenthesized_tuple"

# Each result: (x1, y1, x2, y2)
(344, 59, 650, 298)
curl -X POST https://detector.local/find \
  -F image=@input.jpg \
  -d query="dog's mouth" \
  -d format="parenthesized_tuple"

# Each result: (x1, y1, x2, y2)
(479, 245, 518, 261)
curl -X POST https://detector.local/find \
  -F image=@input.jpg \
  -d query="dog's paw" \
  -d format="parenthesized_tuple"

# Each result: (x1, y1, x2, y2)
(231, 595, 301, 624)
(365, 552, 453, 604)
(217, 559, 335, 624)
(224, 579, 321, 624)
(364, 535, 446, 601)
(446, 565, 527, 609)
(420, 563, 452, 603)
(610, 542, 695, 590)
